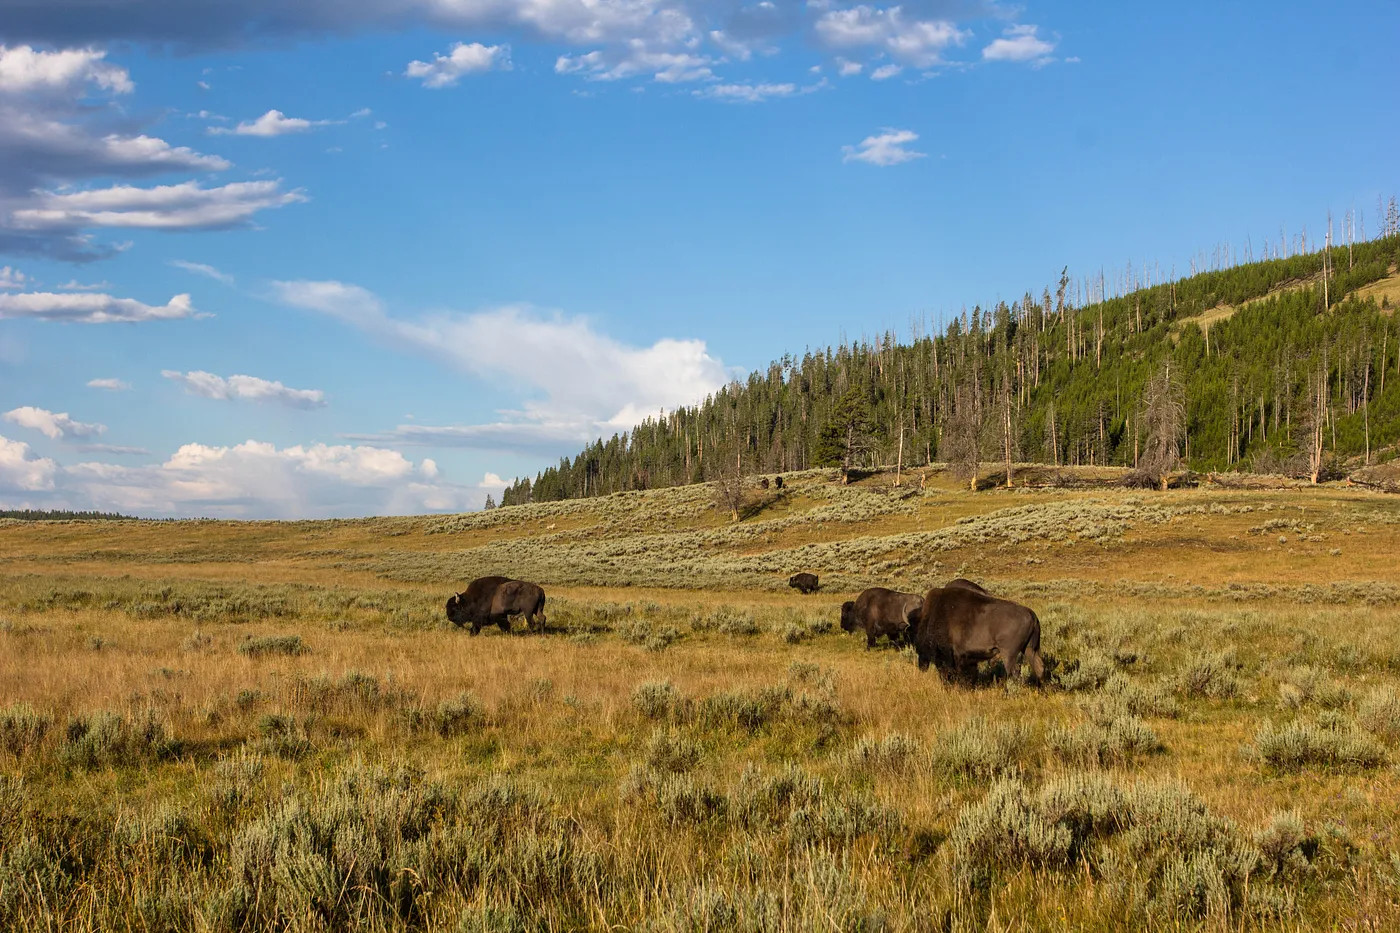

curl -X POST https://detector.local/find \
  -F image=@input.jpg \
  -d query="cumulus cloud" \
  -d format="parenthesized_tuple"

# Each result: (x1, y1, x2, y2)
(982, 24, 1056, 63)
(842, 127, 925, 166)
(273, 280, 731, 454)
(814, 5, 969, 68)
(836, 57, 863, 77)
(13, 180, 306, 232)
(0, 44, 132, 95)
(869, 63, 902, 80)
(0, 266, 26, 289)
(209, 109, 339, 136)
(58, 439, 475, 518)
(87, 378, 131, 391)
(479, 471, 506, 488)
(169, 259, 233, 284)
(162, 370, 327, 409)
(405, 42, 511, 87)
(0, 45, 301, 261)
(3, 405, 105, 440)
(0, 291, 198, 323)
(0, 434, 57, 492)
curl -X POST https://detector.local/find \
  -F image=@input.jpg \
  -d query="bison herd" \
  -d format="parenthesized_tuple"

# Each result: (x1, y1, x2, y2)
(447, 570, 1043, 686)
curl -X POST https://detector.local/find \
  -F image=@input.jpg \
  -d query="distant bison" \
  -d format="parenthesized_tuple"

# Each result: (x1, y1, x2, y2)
(911, 586, 1044, 685)
(788, 572, 820, 594)
(841, 587, 923, 649)
(774, 476, 784, 490)
(446, 576, 547, 635)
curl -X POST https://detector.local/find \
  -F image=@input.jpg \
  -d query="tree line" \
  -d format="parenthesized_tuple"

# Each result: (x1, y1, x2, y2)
(503, 224, 1400, 506)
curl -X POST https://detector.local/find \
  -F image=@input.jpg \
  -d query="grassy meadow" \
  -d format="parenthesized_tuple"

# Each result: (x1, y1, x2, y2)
(3, 467, 1400, 931)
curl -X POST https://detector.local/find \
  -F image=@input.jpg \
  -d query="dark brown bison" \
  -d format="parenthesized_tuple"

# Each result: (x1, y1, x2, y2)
(788, 572, 819, 594)
(446, 576, 547, 635)
(841, 587, 923, 649)
(774, 476, 784, 490)
(946, 578, 989, 594)
(911, 586, 1044, 684)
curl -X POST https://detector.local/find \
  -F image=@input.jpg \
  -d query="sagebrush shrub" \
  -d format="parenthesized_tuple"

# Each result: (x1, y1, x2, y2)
(60, 709, 177, 770)
(0, 704, 51, 758)
(1252, 720, 1386, 771)
(1175, 653, 1242, 699)
(1358, 687, 1400, 741)
(632, 681, 681, 720)
(237, 634, 309, 658)
(931, 717, 1031, 780)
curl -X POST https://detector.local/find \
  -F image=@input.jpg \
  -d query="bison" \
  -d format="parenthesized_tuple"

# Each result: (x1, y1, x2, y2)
(788, 572, 820, 594)
(946, 578, 989, 594)
(841, 587, 923, 649)
(446, 576, 547, 635)
(911, 586, 1044, 685)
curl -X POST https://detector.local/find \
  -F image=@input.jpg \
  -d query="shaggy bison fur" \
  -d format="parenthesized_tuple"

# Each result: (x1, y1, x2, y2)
(446, 576, 547, 635)
(911, 586, 1044, 684)
(840, 587, 923, 649)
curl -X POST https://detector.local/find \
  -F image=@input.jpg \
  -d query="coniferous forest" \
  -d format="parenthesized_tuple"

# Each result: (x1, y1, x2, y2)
(504, 213, 1400, 506)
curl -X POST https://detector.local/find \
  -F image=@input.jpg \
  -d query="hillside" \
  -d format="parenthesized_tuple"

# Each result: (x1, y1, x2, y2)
(505, 229, 1400, 505)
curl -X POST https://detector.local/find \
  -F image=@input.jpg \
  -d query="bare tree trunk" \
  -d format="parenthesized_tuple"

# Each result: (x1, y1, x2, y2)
(895, 422, 904, 486)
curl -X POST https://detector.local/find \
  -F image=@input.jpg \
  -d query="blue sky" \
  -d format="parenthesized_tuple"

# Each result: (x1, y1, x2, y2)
(1, 0, 1396, 517)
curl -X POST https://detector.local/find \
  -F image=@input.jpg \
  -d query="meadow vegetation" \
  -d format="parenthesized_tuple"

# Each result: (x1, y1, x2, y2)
(3, 469, 1400, 930)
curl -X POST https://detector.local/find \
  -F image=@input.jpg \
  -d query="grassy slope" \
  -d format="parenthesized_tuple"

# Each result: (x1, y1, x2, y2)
(3, 471, 1400, 929)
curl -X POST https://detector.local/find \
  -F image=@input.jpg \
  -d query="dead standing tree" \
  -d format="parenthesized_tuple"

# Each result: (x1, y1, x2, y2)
(1302, 359, 1330, 484)
(1139, 360, 1186, 491)
(944, 377, 984, 491)
(711, 451, 754, 522)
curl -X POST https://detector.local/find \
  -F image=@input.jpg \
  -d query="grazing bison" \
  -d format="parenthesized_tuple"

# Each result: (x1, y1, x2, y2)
(911, 586, 1044, 684)
(446, 576, 547, 635)
(774, 476, 784, 490)
(788, 572, 820, 594)
(841, 587, 923, 649)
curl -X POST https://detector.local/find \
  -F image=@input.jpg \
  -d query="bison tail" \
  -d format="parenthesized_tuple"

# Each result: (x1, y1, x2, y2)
(1024, 613, 1046, 684)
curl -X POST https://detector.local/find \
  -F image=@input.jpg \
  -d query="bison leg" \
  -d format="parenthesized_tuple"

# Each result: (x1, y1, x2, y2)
(496, 615, 511, 634)
(866, 631, 877, 650)
(470, 621, 482, 636)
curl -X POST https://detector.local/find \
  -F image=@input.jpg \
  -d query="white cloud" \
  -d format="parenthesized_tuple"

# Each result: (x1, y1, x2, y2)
(479, 471, 506, 488)
(0, 435, 56, 492)
(842, 127, 925, 166)
(4, 405, 105, 440)
(0, 44, 132, 95)
(273, 280, 732, 454)
(696, 81, 796, 103)
(87, 378, 131, 391)
(870, 63, 901, 80)
(836, 57, 863, 77)
(13, 180, 306, 232)
(162, 370, 327, 409)
(405, 42, 511, 87)
(58, 280, 111, 291)
(169, 259, 233, 284)
(209, 109, 338, 136)
(556, 48, 713, 83)
(60, 439, 475, 518)
(982, 24, 1056, 63)
(350, 107, 372, 118)
(0, 266, 26, 289)
(814, 5, 969, 68)
(0, 291, 198, 323)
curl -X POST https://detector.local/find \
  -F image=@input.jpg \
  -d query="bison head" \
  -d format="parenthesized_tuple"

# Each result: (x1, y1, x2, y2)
(839, 600, 857, 632)
(445, 593, 465, 627)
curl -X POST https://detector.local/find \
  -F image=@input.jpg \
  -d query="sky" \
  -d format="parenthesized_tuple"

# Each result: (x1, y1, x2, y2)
(0, 0, 1396, 518)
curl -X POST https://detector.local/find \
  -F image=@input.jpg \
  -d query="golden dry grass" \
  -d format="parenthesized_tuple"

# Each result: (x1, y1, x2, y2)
(3, 470, 1400, 930)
